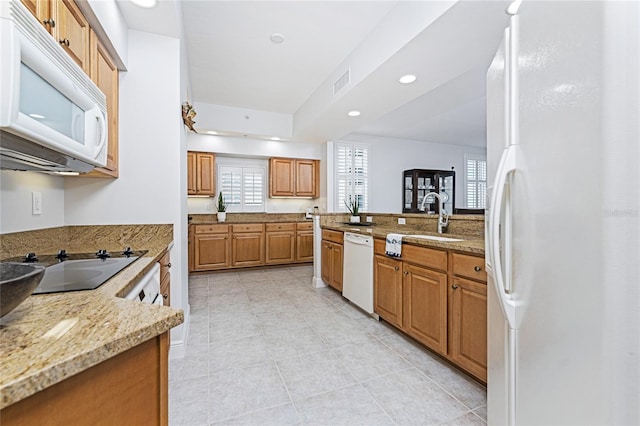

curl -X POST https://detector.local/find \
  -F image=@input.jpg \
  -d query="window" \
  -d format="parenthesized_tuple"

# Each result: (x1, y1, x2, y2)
(465, 155, 487, 209)
(218, 165, 265, 212)
(335, 142, 369, 212)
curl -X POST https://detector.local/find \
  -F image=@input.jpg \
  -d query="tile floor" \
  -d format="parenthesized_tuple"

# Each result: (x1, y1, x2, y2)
(169, 265, 487, 425)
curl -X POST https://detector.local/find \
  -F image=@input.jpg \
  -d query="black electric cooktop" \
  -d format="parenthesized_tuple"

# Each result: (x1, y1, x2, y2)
(4, 248, 147, 295)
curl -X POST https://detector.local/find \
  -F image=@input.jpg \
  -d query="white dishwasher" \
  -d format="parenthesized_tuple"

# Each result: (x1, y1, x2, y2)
(342, 232, 374, 314)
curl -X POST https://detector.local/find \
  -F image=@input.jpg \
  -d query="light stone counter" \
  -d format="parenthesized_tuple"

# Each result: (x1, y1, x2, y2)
(0, 225, 184, 409)
(321, 218, 485, 255)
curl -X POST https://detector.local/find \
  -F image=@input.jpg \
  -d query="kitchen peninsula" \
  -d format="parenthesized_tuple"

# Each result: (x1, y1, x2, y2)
(0, 224, 183, 424)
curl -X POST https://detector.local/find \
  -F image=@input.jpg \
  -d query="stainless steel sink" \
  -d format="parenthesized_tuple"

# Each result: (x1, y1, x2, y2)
(407, 235, 464, 242)
(0, 262, 45, 317)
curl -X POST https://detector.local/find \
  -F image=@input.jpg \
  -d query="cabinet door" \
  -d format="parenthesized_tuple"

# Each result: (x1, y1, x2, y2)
(296, 231, 314, 262)
(196, 153, 215, 195)
(187, 152, 197, 195)
(321, 240, 332, 285)
(295, 159, 318, 197)
(450, 276, 487, 381)
(331, 243, 343, 292)
(21, 0, 54, 33)
(85, 29, 118, 177)
(188, 225, 194, 272)
(374, 255, 403, 328)
(194, 234, 231, 270)
(403, 263, 448, 355)
(232, 232, 265, 267)
(270, 158, 295, 196)
(265, 231, 295, 264)
(55, 0, 89, 73)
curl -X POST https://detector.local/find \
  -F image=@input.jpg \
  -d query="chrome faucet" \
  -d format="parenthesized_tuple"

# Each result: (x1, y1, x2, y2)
(421, 192, 449, 234)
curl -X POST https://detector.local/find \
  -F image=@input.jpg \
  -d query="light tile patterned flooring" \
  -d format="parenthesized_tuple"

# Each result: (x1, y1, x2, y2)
(169, 265, 487, 425)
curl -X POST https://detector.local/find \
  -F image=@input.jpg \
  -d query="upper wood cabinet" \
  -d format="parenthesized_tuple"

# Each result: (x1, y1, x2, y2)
(84, 29, 118, 178)
(187, 152, 215, 196)
(56, 0, 89, 72)
(22, 0, 90, 72)
(269, 158, 319, 198)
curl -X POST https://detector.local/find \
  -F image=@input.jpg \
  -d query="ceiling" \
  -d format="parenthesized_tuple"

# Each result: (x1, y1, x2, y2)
(118, 1, 509, 146)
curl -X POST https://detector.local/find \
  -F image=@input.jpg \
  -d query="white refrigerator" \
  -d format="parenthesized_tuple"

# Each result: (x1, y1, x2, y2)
(485, 1, 639, 425)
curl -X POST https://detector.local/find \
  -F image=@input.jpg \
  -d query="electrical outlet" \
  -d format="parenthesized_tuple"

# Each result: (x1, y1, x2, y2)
(366, 216, 373, 223)
(32, 192, 42, 215)
(398, 217, 406, 225)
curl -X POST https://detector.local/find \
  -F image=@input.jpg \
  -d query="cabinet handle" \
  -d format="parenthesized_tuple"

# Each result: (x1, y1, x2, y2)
(403, 271, 408, 275)
(452, 284, 459, 290)
(474, 265, 482, 272)
(394, 266, 399, 271)
(163, 293, 168, 299)
(42, 18, 55, 28)
(164, 262, 172, 268)
(59, 38, 70, 47)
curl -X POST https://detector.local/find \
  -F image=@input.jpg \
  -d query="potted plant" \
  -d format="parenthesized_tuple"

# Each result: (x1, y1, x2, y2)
(216, 191, 227, 222)
(344, 196, 360, 223)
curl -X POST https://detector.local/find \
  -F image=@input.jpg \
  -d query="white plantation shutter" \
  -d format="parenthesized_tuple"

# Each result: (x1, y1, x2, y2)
(219, 165, 265, 212)
(335, 142, 369, 212)
(465, 155, 487, 209)
(243, 167, 264, 211)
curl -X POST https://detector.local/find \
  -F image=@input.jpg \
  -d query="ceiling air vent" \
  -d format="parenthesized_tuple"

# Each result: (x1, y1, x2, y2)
(333, 68, 350, 96)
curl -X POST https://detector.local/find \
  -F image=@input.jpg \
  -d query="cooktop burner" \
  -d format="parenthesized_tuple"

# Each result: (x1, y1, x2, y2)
(4, 248, 147, 295)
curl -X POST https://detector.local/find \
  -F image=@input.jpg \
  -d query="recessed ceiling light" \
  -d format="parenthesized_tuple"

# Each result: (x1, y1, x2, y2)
(29, 113, 45, 119)
(130, 0, 157, 7)
(399, 74, 417, 84)
(347, 110, 361, 117)
(206, 130, 218, 135)
(270, 33, 285, 44)
(270, 137, 281, 141)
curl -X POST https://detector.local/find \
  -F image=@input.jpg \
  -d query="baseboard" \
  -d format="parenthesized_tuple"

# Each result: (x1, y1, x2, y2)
(312, 276, 326, 288)
(169, 304, 190, 359)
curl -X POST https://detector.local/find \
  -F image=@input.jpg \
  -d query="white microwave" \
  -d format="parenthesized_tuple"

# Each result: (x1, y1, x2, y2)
(0, 0, 108, 173)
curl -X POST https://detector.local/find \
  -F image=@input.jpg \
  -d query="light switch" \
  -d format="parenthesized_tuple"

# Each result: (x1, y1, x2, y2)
(32, 192, 42, 215)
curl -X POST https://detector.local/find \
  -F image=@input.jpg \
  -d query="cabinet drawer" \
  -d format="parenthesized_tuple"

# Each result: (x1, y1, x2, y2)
(296, 222, 313, 231)
(374, 238, 386, 255)
(402, 244, 447, 272)
(266, 223, 295, 232)
(321, 229, 343, 244)
(233, 223, 264, 233)
(194, 224, 229, 234)
(452, 253, 487, 282)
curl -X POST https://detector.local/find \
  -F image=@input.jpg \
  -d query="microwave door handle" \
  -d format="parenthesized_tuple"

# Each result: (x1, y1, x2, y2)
(94, 112, 107, 157)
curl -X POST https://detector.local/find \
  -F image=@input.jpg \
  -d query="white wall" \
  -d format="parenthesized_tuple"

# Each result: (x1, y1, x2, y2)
(0, 171, 65, 233)
(64, 30, 188, 349)
(332, 136, 486, 213)
(193, 102, 292, 137)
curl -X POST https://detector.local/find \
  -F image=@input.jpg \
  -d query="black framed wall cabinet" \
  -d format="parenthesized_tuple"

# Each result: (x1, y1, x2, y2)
(402, 169, 455, 214)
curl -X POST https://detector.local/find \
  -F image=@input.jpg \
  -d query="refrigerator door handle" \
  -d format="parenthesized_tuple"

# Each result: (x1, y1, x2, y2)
(489, 144, 519, 329)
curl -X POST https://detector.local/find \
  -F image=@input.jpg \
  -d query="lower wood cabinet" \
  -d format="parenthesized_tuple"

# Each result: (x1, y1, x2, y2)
(373, 255, 403, 328)
(193, 225, 231, 271)
(231, 224, 265, 267)
(449, 276, 487, 381)
(403, 263, 448, 356)
(159, 250, 171, 307)
(321, 230, 343, 292)
(295, 222, 314, 262)
(1, 333, 169, 425)
(191, 222, 314, 272)
(373, 238, 487, 382)
(265, 223, 295, 265)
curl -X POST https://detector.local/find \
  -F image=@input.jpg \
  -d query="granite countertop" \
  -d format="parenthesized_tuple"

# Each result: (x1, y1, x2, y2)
(0, 225, 184, 409)
(189, 213, 313, 225)
(321, 223, 485, 255)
